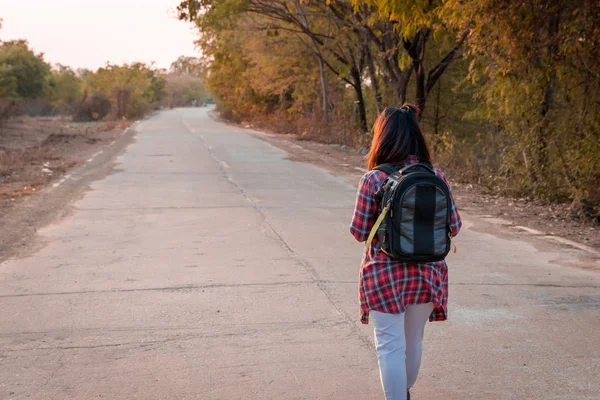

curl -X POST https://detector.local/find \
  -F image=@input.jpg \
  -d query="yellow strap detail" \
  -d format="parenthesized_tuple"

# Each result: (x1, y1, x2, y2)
(365, 204, 390, 250)
(449, 234, 457, 254)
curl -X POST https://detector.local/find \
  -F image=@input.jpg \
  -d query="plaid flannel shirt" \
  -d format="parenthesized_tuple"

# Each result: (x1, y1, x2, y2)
(350, 156, 462, 324)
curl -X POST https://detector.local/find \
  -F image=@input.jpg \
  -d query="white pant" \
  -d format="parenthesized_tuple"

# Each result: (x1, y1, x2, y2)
(371, 303, 434, 400)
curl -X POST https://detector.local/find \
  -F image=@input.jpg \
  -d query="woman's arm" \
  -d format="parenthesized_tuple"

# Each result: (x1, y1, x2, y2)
(350, 172, 379, 242)
(437, 170, 462, 237)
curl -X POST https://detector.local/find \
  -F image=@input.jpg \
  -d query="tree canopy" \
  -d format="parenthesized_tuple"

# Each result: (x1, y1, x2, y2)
(0, 40, 51, 101)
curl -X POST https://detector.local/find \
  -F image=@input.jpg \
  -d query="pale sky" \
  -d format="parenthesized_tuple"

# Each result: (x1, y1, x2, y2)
(0, 0, 200, 70)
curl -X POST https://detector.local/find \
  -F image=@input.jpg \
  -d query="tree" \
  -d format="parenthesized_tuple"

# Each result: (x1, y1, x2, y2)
(163, 73, 208, 107)
(179, 0, 373, 131)
(0, 40, 51, 102)
(170, 56, 204, 76)
(46, 64, 82, 113)
(343, 0, 469, 117)
(449, 0, 600, 217)
(84, 63, 166, 119)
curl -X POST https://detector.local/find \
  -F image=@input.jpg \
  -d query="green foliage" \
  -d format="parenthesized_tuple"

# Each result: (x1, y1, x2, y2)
(0, 63, 17, 100)
(46, 65, 83, 113)
(0, 40, 51, 102)
(84, 63, 166, 119)
(163, 74, 209, 107)
(451, 0, 600, 219)
(0, 34, 188, 125)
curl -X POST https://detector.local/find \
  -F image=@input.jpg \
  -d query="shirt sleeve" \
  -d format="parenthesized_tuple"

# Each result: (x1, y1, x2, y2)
(350, 172, 379, 242)
(437, 170, 462, 237)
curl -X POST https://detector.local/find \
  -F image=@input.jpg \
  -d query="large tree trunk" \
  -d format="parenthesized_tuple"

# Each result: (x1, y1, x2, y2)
(317, 56, 329, 122)
(379, 56, 412, 106)
(350, 68, 368, 132)
(404, 28, 468, 119)
(404, 29, 430, 119)
(365, 42, 382, 113)
(433, 77, 442, 136)
(294, 1, 330, 123)
(535, 13, 560, 179)
(399, 67, 412, 105)
(414, 59, 426, 116)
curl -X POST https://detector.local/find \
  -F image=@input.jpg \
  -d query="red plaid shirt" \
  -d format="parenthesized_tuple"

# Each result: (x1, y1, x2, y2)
(350, 156, 462, 324)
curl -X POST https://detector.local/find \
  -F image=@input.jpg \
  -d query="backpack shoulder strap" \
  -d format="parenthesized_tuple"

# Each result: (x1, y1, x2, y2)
(373, 164, 397, 204)
(374, 163, 398, 176)
(367, 164, 397, 250)
(365, 202, 391, 250)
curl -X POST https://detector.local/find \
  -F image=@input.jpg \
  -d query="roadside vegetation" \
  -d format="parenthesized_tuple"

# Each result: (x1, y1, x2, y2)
(0, 38, 211, 124)
(178, 0, 600, 222)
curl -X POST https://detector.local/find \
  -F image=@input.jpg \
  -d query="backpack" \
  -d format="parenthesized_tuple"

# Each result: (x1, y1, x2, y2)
(365, 162, 454, 262)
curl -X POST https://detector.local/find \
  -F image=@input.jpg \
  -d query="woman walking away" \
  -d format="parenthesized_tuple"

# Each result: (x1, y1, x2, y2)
(350, 105, 462, 400)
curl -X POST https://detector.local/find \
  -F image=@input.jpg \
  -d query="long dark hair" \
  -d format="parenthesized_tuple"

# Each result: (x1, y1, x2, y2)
(367, 104, 431, 170)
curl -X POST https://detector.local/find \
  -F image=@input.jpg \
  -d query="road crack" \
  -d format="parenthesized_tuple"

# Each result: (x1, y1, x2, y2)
(0, 281, 313, 298)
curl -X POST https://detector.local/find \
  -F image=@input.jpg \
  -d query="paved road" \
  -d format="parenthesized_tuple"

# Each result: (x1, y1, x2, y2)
(1, 108, 598, 400)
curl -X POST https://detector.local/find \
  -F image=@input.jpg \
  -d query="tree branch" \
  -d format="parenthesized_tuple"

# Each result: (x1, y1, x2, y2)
(425, 30, 469, 95)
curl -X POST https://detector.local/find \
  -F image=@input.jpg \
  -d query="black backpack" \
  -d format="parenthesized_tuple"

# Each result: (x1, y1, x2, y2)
(365, 162, 454, 262)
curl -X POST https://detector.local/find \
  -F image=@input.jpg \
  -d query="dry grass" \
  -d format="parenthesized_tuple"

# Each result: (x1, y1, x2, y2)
(0, 147, 52, 177)
(234, 108, 370, 149)
(0, 116, 121, 200)
(0, 143, 74, 199)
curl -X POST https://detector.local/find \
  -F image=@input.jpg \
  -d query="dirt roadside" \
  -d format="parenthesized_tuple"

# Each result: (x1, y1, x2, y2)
(231, 119, 600, 255)
(0, 116, 136, 262)
(0, 116, 128, 202)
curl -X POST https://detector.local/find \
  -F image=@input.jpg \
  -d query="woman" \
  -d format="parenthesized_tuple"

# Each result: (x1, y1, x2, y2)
(350, 105, 462, 400)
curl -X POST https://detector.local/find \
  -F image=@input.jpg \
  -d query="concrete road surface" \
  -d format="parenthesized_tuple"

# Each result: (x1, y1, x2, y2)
(1, 108, 599, 400)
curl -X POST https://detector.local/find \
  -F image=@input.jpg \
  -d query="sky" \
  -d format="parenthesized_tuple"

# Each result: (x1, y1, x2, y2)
(0, 0, 200, 70)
